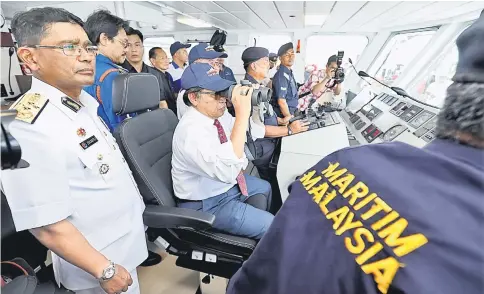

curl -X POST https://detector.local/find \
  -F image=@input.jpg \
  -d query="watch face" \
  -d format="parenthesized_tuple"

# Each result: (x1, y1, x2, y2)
(105, 267, 115, 279)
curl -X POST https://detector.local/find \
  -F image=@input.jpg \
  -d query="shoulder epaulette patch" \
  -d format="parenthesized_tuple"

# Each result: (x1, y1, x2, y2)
(9, 93, 49, 124)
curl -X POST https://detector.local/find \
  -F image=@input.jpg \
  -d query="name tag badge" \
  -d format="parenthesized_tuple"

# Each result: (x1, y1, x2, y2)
(80, 135, 98, 150)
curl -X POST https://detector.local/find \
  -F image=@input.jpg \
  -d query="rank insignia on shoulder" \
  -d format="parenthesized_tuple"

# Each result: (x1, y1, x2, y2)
(61, 97, 82, 113)
(9, 93, 49, 124)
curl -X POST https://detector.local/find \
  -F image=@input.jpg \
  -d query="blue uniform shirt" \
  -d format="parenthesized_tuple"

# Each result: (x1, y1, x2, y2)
(167, 61, 185, 93)
(227, 139, 484, 294)
(84, 54, 128, 132)
(221, 65, 236, 82)
(271, 65, 298, 116)
(244, 73, 278, 126)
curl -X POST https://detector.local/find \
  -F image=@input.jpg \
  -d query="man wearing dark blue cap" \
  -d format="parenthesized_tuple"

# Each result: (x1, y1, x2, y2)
(218, 56, 237, 82)
(227, 14, 484, 294)
(167, 41, 191, 94)
(171, 62, 274, 239)
(271, 42, 298, 122)
(176, 43, 228, 119)
(242, 47, 308, 192)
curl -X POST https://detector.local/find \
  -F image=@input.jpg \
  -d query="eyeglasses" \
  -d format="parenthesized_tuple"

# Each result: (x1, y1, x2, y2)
(27, 44, 98, 56)
(198, 90, 226, 100)
(113, 37, 128, 49)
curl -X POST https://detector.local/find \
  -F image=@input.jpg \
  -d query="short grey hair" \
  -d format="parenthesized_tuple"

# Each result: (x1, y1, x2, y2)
(435, 82, 484, 148)
(11, 7, 84, 47)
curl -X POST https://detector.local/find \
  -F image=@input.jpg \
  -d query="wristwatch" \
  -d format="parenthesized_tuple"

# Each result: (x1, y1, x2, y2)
(98, 261, 116, 282)
(287, 125, 293, 135)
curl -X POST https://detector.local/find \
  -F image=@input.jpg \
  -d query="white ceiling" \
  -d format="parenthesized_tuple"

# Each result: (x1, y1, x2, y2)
(1, 1, 484, 33)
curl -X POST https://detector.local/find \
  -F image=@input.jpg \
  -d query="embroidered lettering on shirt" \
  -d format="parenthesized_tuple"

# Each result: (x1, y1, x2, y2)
(298, 162, 429, 294)
(79, 135, 98, 150)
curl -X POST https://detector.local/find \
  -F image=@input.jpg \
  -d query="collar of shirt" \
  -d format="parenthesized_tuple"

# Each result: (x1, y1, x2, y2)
(122, 60, 150, 73)
(185, 106, 220, 126)
(96, 54, 117, 67)
(31, 77, 98, 121)
(171, 61, 185, 70)
(279, 64, 293, 75)
(424, 139, 484, 171)
(244, 73, 261, 84)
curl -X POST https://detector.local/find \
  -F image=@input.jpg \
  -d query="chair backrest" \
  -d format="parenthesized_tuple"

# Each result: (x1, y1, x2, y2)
(112, 73, 178, 207)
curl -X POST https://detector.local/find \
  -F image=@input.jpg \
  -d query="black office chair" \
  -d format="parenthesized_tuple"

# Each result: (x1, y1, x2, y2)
(112, 73, 269, 279)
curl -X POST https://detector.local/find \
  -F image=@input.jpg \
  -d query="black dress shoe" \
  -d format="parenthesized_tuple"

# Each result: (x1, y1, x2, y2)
(140, 250, 162, 267)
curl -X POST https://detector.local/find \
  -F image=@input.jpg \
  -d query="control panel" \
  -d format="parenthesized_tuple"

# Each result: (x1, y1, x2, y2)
(341, 90, 441, 148)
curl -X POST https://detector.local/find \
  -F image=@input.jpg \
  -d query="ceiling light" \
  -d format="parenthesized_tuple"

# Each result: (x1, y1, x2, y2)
(176, 17, 212, 28)
(305, 14, 327, 26)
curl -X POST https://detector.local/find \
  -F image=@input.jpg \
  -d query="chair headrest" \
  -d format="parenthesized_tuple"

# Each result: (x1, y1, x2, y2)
(112, 73, 160, 115)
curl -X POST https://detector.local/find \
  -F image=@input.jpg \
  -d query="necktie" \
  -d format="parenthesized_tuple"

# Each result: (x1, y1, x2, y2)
(213, 119, 248, 196)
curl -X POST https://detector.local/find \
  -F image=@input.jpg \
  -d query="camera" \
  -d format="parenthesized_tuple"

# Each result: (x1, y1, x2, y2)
(218, 79, 273, 107)
(218, 80, 274, 121)
(334, 51, 345, 84)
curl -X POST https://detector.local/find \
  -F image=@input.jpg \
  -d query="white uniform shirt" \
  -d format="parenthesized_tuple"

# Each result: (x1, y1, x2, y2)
(1, 78, 148, 291)
(172, 107, 263, 200)
(177, 89, 188, 120)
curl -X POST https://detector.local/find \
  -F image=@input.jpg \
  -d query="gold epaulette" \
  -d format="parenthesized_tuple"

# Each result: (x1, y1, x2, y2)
(8, 93, 49, 124)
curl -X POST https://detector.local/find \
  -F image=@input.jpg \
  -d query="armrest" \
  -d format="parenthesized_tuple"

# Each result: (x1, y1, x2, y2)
(143, 205, 215, 230)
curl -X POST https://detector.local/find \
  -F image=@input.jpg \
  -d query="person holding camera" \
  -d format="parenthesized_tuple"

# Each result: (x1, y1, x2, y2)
(298, 55, 343, 112)
(271, 42, 298, 122)
(171, 62, 274, 239)
(3, 7, 147, 294)
(242, 47, 309, 178)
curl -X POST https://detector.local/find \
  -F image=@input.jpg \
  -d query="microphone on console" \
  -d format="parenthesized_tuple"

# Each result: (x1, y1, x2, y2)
(357, 70, 412, 99)
(349, 58, 371, 87)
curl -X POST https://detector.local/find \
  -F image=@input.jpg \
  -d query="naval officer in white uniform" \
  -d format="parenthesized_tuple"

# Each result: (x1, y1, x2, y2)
(1, 7, 147, 294)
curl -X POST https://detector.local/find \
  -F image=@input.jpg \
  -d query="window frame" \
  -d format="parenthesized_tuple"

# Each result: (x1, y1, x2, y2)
(405, 22, 473, 98)
(366, 26, 440, 79)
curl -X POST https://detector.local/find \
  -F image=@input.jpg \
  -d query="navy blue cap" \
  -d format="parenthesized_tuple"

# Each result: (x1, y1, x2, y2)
(269, 53, 277, 62)
(277, 42, 293, 57)
(241, 47, 269, 66)
(170, 41, 192, 56)
(181, 63, 235, 91)
(453, 10, 484, 82)
(188, 43, 228, 64)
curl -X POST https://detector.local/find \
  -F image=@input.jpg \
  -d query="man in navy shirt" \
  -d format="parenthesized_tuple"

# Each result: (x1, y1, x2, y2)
(227, 12, 484, 294)
(271, 42, 298, 121)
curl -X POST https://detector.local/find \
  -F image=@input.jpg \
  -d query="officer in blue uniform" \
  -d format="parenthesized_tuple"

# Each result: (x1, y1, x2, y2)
(242, 47, 309, 212)
(271, 42, 298, 121)
(227, 12, 484, 294)
(220, 62, 236, 82)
